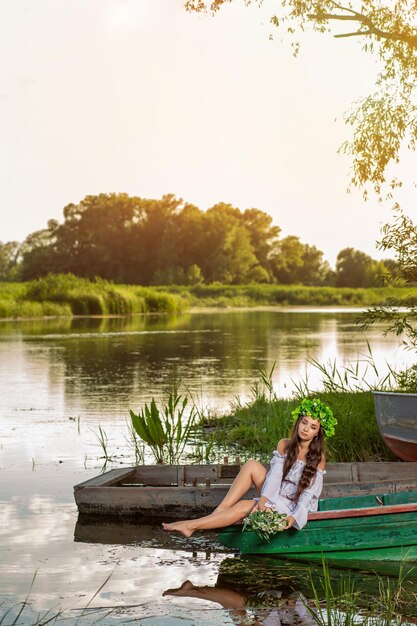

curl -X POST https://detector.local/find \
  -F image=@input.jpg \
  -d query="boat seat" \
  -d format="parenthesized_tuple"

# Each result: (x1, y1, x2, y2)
(318, 493, 387, 511)
(384, 492, 417, 506)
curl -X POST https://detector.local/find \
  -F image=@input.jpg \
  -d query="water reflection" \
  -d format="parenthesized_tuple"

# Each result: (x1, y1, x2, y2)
(163, 579, 315, 625)
(2, 490, 417, 625)
(1, 310, 414, 423)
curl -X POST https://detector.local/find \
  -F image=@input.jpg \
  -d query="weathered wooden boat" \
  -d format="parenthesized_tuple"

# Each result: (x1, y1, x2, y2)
(374, 391, 417, 461)
(74, 461, 417, 519)
(219, 490, 417, 571)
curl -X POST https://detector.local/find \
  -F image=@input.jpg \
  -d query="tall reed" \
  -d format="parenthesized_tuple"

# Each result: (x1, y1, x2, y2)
(305, 561, 417, 625)
(129, 386, 197, 464)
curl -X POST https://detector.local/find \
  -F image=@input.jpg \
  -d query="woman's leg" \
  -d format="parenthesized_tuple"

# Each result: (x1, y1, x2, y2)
(162, 499, 254, 537)
(212, 460, 267, 514)
(163, 581, 246, 610)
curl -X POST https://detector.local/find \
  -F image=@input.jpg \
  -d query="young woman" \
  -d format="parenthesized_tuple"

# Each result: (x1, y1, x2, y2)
(162, 398, 336, 537)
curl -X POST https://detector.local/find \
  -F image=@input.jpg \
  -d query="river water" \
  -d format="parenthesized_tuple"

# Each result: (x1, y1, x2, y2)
(0, 308, 415, 624)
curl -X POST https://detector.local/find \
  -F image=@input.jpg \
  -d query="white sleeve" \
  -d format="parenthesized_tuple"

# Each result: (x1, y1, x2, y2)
(260, 451, 285, 504)
(291, 470, 324, 530)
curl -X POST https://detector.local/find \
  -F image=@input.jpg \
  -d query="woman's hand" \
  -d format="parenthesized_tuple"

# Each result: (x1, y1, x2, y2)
(251, 497, 271, 514)
(283, 515, 296, 530)
(256, 496, 270, 511)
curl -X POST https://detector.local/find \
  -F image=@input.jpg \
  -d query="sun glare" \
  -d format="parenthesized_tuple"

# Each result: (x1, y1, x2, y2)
(102, 0, 155, 34)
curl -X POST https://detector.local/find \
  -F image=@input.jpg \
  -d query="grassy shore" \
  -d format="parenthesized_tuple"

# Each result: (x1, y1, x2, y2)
(0, 275, 186, 318)
(158, 283, 417, 308)
(1, 276, 417, 319)
(205, 390, 395, 463)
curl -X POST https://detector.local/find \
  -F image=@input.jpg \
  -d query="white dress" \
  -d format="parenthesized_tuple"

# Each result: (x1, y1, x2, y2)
(259, 451, 325, 530)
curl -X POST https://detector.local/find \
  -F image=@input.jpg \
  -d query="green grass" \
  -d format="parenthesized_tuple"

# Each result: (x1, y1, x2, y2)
(304, 561, 417, 625)
(2, 278, 416, 318)
(0, 274, 187, 319)
(206, 390, 393, 463)
(156, 283, 417, 308)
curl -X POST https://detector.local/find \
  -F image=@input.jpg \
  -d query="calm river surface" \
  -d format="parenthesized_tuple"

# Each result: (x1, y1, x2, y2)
(0, 308, 415, 624)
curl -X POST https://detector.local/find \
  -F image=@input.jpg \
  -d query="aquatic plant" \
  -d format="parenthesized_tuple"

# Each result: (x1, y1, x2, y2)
(93, 425, 114, 463)
(129, 388, 197, 464)
(124, 420, 144, 465)
(304, 561, 417, 625)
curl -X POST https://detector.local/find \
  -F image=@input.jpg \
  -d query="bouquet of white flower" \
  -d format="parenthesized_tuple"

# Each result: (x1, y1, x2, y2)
(242, 509, 288, 542)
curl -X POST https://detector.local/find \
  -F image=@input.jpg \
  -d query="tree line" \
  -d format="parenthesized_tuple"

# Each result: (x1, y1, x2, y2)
(0, 193, 397, 287)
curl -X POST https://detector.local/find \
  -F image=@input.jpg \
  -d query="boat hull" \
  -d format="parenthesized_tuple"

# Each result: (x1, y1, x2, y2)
(219, 493, 417, 571)
(374, 391, 417, 461)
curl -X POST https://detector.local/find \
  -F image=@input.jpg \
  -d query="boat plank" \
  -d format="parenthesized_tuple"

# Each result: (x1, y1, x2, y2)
(309, 501, 417, 521)
(73, 467, 136, 490)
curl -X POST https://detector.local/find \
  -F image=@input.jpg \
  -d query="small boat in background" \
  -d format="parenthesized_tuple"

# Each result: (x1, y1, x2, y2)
(219, 490, 417, 572)
(374, 391, 417, 461)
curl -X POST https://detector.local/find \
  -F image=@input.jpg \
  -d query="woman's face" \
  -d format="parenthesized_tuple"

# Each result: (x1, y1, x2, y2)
(297, 414, 321, 442)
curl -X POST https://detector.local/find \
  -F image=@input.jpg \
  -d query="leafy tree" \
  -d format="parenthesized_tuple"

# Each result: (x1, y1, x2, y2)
(359, 209, 417, 349)
(271, 235, 304, 284)
(0, 241, 21, 281)
(335, 246, 390, 287)
(186, 1, 417, 199)
(297, 243, 333, 285)
(199, 203, 261, 283)
(271, 236, 330, 285)
(20, 223, 59, 280)
(186, 263, 204, 285)
(335, 247, 373, 287)
(19, 194, 282, 285)
(240, 208, 281, 276)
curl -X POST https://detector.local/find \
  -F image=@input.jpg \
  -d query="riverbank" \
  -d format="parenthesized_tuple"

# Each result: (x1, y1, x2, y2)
(204, 390, 396, 463)
(158, 283, 417, 308)
(0, 275, 187, 318)
(1, 275, 417, 319)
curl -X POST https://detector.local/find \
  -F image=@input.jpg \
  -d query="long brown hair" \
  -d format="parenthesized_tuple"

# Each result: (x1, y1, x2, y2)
(282, 416, 325, 501)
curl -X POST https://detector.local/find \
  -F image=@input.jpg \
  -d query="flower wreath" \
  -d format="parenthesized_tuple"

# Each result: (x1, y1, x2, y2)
(291, 398, 337, 438)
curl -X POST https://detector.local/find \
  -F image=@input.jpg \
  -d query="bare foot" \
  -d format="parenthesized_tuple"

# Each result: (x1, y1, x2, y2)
(163, 580, 196, 597)
(161, 521, 195, 537)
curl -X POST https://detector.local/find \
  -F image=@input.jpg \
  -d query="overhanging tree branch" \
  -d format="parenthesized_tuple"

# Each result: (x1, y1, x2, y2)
(307, 9, 417, 47)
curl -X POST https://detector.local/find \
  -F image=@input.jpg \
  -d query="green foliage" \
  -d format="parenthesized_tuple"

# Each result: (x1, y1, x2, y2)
(305, 561, 416, 625)
(12, 191, 409, 290)
(93, 424, 114, 463)
(0, 240, 20, 281)
(152, 264, 204, 286)
(305, 561, 361, 626)
(159, 283, 416, 308)
(19, 193, 285, 286)
(291, 398, 337, 438)
(207, 369, 393, 463)
(271, 236, 332, 286)
(358, 209, 417, 352)
(129, 389, 197, 464)
(1, 278, 416, 319)
(392, 365, 417, 392)
(336, 248, 390, 288)
(0, 275, 185, 319)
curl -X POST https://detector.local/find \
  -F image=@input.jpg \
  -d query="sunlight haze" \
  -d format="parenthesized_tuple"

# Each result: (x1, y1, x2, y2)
(0, 0, 409, 265)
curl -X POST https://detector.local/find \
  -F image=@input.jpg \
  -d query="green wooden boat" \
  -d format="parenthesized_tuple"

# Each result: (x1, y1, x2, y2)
(219, 490, 417, 572)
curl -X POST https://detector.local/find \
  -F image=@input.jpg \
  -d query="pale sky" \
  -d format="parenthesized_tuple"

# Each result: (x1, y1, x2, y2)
(0, 0, 413, 266)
